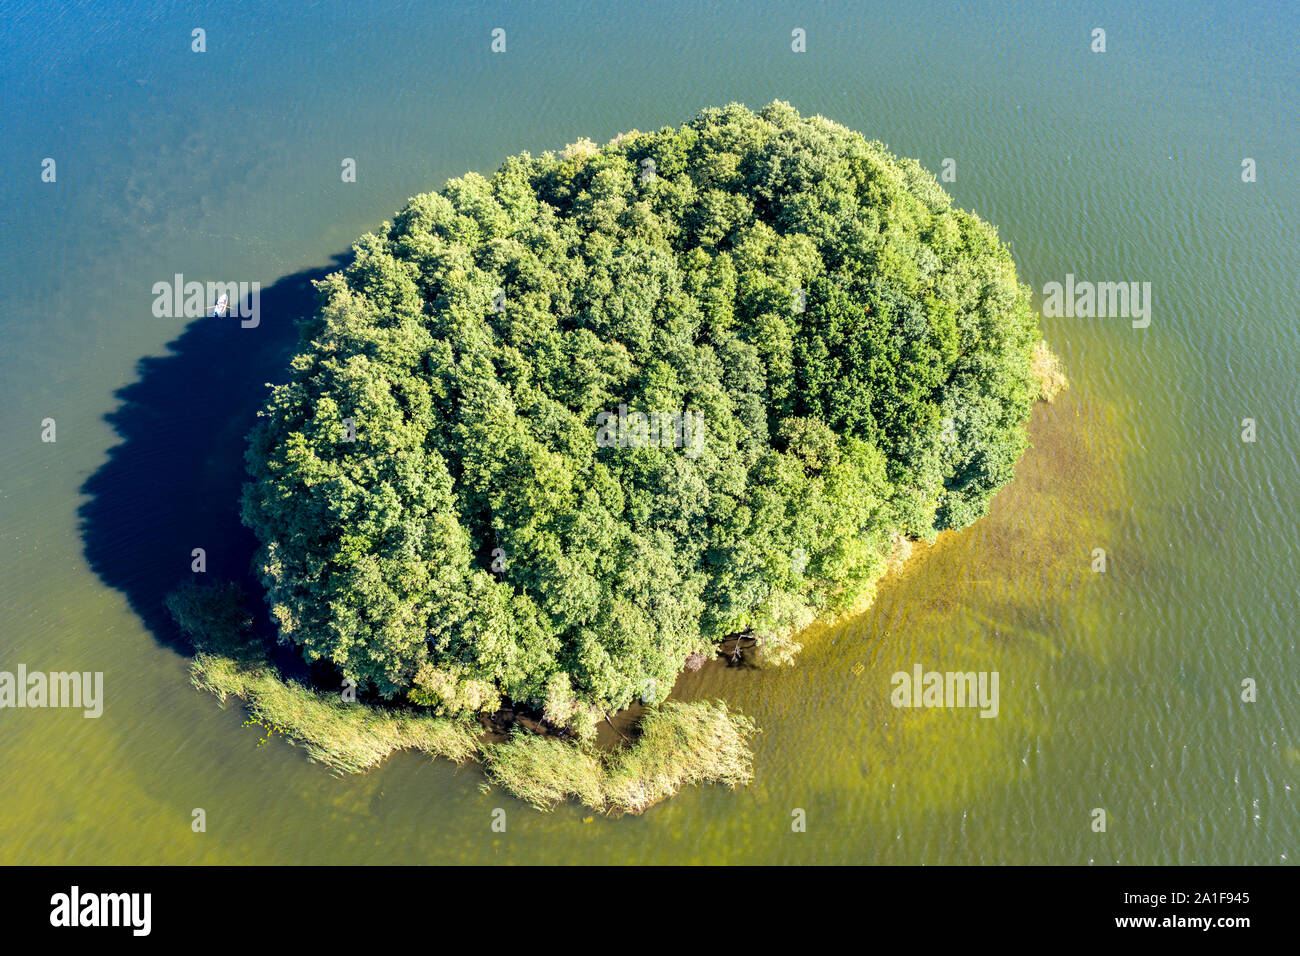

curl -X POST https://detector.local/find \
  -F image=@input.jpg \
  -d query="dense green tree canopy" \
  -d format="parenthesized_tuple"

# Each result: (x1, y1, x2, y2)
(241, 102, 1043, 732)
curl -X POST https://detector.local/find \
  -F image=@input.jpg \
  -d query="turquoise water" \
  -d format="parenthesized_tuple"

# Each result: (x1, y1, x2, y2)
(0, 0, 1295, 863)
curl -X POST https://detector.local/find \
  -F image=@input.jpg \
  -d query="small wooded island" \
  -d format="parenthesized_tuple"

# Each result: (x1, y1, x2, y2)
(168, 102, 1065, 813)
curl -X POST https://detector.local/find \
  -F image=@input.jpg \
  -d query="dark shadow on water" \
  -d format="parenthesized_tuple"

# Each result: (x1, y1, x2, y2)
(78, 255, 349, 661)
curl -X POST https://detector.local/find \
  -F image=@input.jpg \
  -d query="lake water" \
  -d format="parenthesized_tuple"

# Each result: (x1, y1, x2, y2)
(1, 0, 1295, 864)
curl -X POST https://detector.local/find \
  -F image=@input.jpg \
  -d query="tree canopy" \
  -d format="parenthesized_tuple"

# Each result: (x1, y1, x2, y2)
(241, 102, 1045, 734)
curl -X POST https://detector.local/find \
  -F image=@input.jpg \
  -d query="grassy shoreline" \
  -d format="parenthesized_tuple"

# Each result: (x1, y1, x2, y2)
(171, 578, 760, 814)
(189, 634, 757, 814)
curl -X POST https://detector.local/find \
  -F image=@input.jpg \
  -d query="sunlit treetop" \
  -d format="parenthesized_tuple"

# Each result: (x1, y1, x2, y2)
(241, 101, 1046, 732)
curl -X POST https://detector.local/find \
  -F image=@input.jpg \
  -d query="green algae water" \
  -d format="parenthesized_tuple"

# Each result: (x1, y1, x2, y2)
(1, 0, 1295, 864)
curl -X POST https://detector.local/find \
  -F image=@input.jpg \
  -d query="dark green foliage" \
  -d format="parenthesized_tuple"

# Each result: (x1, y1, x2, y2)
(165, 580, 259, 663)
(241, 102, 1042, 723)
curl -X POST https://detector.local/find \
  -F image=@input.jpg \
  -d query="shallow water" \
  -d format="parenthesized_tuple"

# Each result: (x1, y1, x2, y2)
(0, 0, 1295, 863)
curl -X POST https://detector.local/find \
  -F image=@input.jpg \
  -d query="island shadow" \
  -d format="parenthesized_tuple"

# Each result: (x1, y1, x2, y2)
(79, 254, 349, 662)
(80, 253, 749, 743)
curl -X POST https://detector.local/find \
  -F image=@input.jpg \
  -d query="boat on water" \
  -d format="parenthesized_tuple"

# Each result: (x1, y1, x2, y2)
(211, 293, 230, 318)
